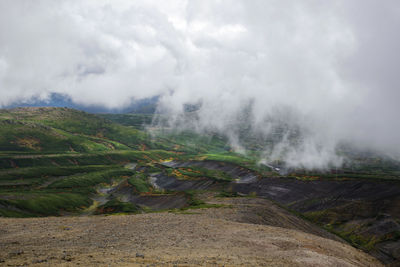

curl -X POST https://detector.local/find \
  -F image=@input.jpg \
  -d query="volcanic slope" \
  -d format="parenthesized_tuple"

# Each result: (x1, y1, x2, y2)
(0, 107, 398, 265)
(0, 198, 381, 266)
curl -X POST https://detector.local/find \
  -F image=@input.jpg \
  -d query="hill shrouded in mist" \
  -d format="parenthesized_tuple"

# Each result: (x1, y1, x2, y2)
(0, 107, 399, 264)
(1, 1, 400, 170)
(1, 1, 400, 265)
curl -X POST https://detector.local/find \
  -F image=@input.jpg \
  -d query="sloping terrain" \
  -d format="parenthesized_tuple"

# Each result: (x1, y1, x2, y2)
(135, 159, 400, 265)
(232, 177, 400, 264)
(1, 107, 400, 265)
(0, 201, 381, 266)
(0, 107, 142, 153)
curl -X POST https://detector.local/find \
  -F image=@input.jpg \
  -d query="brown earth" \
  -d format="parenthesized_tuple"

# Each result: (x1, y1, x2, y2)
(0, 197, 382, 266)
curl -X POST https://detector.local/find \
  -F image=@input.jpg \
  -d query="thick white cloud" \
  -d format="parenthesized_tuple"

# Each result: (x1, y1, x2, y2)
(0, 0, 399, 168)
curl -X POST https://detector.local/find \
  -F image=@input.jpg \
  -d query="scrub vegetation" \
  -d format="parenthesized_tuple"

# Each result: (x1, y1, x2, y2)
(0, 107, 400, 265)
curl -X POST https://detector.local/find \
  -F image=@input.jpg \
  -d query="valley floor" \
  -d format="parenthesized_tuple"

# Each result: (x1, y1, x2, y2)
(0, 196, 381, 266)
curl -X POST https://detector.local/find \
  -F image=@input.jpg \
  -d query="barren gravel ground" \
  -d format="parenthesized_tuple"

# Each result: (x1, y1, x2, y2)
(0, 197, 382, 266)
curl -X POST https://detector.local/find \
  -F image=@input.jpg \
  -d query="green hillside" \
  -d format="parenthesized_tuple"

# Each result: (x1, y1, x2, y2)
(0, 108, 160, 153)
(1, 107, 400, 264)
(0, 107, 234, 217)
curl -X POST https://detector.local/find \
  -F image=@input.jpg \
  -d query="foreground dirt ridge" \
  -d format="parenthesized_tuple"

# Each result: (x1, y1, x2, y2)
(0, 201, 381, 267)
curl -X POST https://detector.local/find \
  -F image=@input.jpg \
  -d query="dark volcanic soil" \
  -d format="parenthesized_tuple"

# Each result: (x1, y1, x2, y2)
(233, 177, 400, 265)
(152, 161, 400, 265)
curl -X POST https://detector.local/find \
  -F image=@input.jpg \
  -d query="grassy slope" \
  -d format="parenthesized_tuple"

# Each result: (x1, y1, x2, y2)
(0, 108, 241, 217)
(0, 107, 155, 153)
(0, 108, 192, 216)
(1, 107, 399, 263)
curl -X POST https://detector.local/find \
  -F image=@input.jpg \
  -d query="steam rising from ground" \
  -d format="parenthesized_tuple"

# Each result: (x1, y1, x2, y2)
(1, 1, 400, 168)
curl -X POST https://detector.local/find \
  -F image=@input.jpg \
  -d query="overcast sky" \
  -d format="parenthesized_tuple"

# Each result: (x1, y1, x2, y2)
(0, 1, 399, 167)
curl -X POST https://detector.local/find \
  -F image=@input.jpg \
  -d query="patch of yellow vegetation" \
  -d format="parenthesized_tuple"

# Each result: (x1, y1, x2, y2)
(171, 169, 189, 179)
(15, 137, 41, 151)
(82, 200, 100, 214)
(139, 144, 147, 151)
(173, 144, 181, 150)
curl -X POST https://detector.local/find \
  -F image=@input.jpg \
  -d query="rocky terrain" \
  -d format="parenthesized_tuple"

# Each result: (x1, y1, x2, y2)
(0, 196, 381, 266)
(233, 176, 400, 264)
(1, 108, 400, 266)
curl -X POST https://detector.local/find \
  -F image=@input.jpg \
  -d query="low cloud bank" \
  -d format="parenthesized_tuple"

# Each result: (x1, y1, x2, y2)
(1, 1, 399, 168)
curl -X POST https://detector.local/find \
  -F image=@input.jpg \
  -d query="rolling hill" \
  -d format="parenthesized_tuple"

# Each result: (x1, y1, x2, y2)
(0, 107, 399, 265)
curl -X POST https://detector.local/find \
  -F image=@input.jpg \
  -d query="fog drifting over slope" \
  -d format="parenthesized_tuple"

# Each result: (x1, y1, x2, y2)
(0, 1, 399, 168)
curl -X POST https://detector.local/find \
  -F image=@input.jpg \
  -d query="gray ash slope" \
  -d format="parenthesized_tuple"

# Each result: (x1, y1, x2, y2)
(131, 160, 400, 265)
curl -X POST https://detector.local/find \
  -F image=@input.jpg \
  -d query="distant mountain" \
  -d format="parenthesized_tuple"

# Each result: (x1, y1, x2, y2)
(3, 93, 159, 114)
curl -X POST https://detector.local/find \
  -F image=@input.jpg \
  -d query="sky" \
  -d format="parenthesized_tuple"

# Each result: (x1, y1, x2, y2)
(0, 0, 399, 168)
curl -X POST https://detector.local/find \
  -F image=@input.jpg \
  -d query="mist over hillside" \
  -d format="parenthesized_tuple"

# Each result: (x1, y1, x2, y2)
(3, 93, 159, 114)
(1, 2, 400, 265)
(1, 1, 399, 169)
(1, 107, 399, 264)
